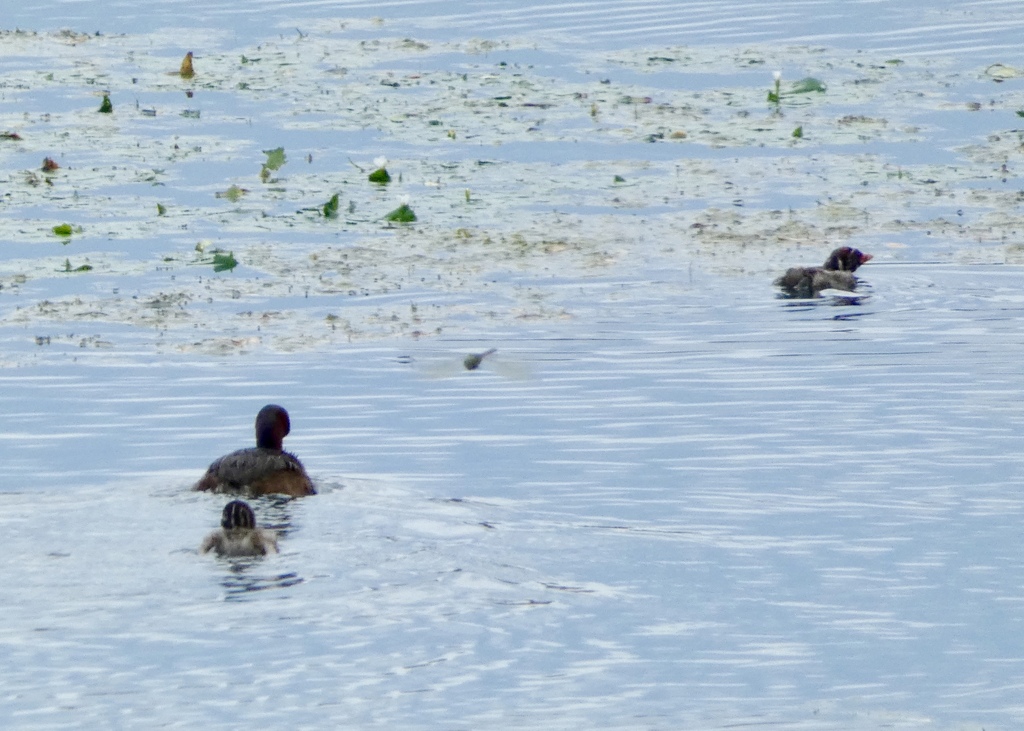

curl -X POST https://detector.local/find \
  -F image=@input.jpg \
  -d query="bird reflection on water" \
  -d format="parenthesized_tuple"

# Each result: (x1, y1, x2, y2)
(220, 565, 303, 601)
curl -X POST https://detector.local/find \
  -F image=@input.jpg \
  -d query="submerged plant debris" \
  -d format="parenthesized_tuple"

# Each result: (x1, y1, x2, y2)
(0, 26, 1022, 358)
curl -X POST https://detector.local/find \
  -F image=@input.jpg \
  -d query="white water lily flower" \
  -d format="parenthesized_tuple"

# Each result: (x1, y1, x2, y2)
(374, 156, 388, 169)
(773, 71, 782, 83)
(399, 194, 411, 206)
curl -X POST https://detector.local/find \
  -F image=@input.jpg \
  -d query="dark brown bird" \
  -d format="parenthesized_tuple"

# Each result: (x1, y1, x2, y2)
(200, 499, 279, 557)
(194, 404, 315, 497)
(774, 247, 873, 298)
(463, 348, 497, 370)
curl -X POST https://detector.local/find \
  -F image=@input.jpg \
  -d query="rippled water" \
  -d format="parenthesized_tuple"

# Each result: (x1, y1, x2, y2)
(10, 0, 1024, 56)
(4, 0, 1024, 729)
(5, 264, 1024, 728)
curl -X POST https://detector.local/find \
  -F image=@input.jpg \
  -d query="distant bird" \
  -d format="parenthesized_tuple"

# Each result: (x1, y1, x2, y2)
(463, 348, 497, 370)
(200, 500, 278, 557)
(774, 246, 873, 298)
(194, 404, 315, 497)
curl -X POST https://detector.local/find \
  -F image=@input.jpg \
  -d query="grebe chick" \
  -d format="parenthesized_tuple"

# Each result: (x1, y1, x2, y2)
(200, 500, 278, 557)
(194, 404, 315, 497)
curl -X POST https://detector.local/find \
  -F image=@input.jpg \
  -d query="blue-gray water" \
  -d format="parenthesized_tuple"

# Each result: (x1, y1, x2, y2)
(4, 1, 1024, 729)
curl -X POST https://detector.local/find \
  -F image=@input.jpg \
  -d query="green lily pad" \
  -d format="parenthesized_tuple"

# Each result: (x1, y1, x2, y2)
(263, 147, 286, 172)
(212, 251, 238, 272)
(385, 203, 416, 223)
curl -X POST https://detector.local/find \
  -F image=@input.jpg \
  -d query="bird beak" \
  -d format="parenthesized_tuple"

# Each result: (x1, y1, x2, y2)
(861, 253, 874, 263)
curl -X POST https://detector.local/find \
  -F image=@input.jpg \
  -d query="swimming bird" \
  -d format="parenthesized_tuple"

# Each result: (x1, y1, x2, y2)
(200, 499, 278, 557)
(774, 246, 873, 298)
(463, 348, 497, 370)
(194, 404, 315, 497)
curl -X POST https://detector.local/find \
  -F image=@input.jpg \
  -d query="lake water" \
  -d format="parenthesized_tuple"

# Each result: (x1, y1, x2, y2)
(3, 1, 1024, 729)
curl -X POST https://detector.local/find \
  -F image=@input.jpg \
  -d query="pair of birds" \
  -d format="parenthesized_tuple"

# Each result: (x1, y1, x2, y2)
(198, 404, 314, 558)
(774, 246, 873, 298)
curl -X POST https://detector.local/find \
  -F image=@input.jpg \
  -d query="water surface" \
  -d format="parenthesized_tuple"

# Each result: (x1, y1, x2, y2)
(2, 1, 1024, 729)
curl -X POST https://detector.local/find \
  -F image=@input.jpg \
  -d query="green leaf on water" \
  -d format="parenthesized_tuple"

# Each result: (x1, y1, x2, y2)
(212, 250, 238, 272)
(263, 147, 286, 172)
(192, 241, 237, 272)
(792, 125, 803, 138)
(790, 77, 826, 94)
(323, 193, 340, 218)
(156, 203, 167, 216)
(216, 184, 247, 202)
(98, 95, 113, 113)
(368, 167, 391, 184)
(613, 175, 626, 183)
(52, 223, 73, 237)
(385, 203, 417, 223)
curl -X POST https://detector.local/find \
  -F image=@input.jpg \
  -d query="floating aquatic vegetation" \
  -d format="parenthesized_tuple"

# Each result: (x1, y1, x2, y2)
(0, 29, 1022, 356)
(768, 73, 825, 107)
(52, 224, 74, 237)
(192, 243, 239, 273)
(216, 185, 248, 202)
(261, 147, 286, 182)
(986, 63, 1024, 82)
(212, 251, 238, 272)
(385, 197, 417, 223)
(322, 193, 340, 219)
(791, 77, 826, 94)
(368, 156, 391, 185)
(179, 51, 194, 79)
(98, 94, 113, 113)
(768, 71, 782, 106)
(792, 126, 803, 138)
(62, 258, 92, 273)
